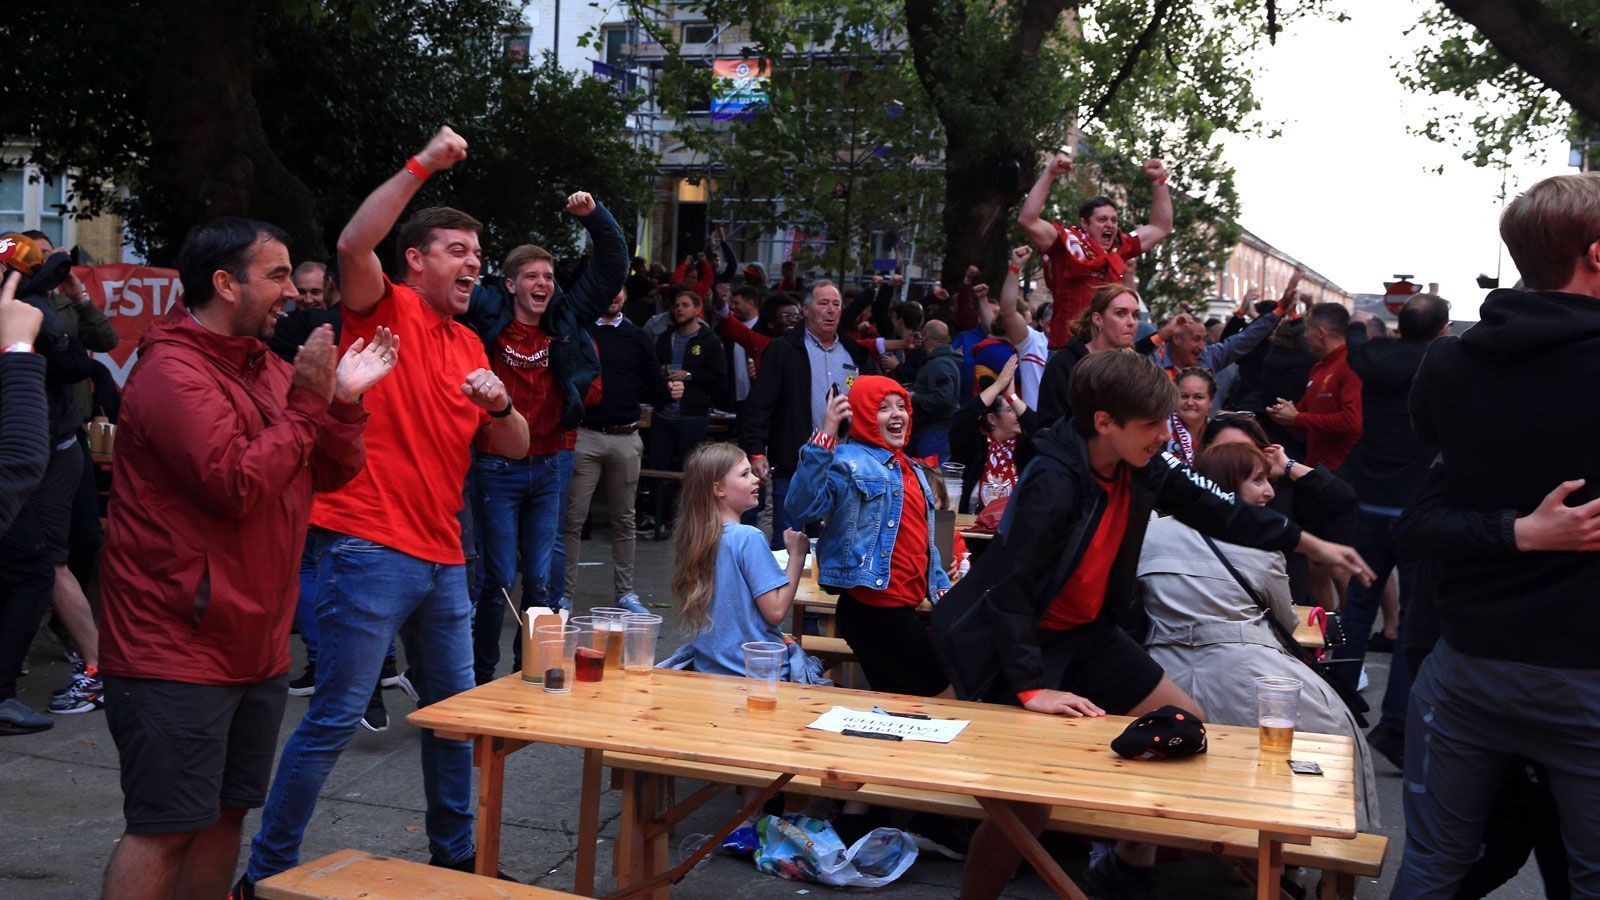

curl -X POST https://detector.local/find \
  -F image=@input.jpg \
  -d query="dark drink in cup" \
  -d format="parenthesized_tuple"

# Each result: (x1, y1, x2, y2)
(575, 647, 606, 683)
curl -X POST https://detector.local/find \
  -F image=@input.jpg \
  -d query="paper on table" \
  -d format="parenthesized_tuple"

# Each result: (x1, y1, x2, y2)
(806, 706, 969, 743)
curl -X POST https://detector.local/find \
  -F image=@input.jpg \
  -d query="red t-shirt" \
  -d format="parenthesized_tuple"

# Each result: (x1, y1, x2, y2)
(850, 460, 932, 608)
(481, 318, 570, 458)
(310, 278, 490, 564)
(1296, 342, 1363, 471)
(1039, 464, 1131, 630)
(1042, 222, 1143, 348)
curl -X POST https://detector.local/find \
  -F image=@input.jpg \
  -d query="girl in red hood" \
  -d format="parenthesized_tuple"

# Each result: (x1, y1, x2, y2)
(785, 375, 953, 699)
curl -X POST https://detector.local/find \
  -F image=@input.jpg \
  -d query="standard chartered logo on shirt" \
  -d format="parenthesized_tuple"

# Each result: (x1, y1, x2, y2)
(501, 343, 550, 368)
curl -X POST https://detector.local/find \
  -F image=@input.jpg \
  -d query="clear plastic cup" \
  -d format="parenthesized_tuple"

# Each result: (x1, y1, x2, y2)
(622, 614, 663, 676)
(941, 462, 966, 511)
(1255, 675, 1302, 753)
(590, 607, 630, 670)
(536, 624, 580, 694)
(569, 616, 606, 683)
(743, 641, 784, 711)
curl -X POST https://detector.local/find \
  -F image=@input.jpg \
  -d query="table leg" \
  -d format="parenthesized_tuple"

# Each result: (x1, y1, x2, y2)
(576, 748, 603, 897)
(473, 737, 506, 878)
(1256, 834, 1285, 900)
(974, 797, 1087, 900)
(615, 771, 671, 900)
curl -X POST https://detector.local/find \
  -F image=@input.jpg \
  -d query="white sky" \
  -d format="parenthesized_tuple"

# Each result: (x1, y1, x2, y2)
(1218, 0, 1575, 319)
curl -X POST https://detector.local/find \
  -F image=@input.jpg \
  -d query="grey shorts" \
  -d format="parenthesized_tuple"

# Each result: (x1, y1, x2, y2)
(104, 674, 288, 833)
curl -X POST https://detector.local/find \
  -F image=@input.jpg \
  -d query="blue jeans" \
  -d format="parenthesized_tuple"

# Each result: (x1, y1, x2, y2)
(293, 536, 395, 669)
(471, 451, 571, 684)
(1334, 506, 1418, 733)
(248, 531, 475, 880)
(767, 475, 806, 550)
(547, 449, 573, 611)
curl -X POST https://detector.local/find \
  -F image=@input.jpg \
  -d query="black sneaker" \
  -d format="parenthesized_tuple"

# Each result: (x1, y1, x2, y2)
(427, 854, 521, 882)
(360, 688, 388, 732)
(379, 656, 401, 688)
(1368, 724, 1404, 772)
(228, 874, 255, 900)
(1079, 845, 1163, 900)
(287, 663, 317, 697)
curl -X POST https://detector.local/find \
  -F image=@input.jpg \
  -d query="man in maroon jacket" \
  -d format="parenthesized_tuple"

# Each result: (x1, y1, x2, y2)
(97, 217, 396, 900)
(1268, 302, 1364, 471)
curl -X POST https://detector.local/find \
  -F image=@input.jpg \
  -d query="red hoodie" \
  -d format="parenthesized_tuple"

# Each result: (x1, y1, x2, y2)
(99, 309, 369, 685)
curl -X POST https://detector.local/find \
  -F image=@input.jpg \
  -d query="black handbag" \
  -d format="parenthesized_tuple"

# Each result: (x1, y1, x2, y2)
(1200, 536, 1370, 728)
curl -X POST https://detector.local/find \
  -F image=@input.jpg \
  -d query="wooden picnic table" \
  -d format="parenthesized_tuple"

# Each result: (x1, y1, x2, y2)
(409, 669, 1357, 900)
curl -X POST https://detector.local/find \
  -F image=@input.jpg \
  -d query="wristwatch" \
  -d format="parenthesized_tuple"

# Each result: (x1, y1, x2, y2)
(2, 342, 33, 354)
(1281, 456, 1297, 479)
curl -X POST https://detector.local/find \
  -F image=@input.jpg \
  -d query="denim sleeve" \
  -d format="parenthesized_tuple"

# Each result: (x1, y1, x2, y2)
(784, 444, 845, 524)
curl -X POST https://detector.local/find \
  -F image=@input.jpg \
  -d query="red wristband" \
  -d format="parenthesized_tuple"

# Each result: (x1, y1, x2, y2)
(810, 431, 838, 451)
(404, 156, 432, 182)
(1007, 265, 1021, 273)
(1157, 177, 1168, 186)
(1018, 689, 1044, 705)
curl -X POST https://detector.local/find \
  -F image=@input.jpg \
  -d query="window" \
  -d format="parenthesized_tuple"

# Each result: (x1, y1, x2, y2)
(0, 169, 24, 236)
(37, 174, 66, 247)
(0, 164, 73, 246)
(682, 23, 716, 44)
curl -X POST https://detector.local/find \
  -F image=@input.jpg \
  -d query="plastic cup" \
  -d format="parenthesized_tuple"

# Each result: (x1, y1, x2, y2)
(941, 462, 966, 511)
(743, 641, 784, 711)
(590, 607, 630, 670)
(622, 614, 663, 676)
(569, 616, 606, 683)
(535, 624, 579, 693)
(1255, 675, 1302, 753)
(808, 538, 820, 587)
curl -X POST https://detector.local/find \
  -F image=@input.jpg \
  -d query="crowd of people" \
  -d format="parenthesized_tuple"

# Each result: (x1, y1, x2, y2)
(0, 127, 1595, 900)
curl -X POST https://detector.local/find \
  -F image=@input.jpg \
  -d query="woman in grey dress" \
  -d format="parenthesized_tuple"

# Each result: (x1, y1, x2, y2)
(1138, 441, 1380, 828)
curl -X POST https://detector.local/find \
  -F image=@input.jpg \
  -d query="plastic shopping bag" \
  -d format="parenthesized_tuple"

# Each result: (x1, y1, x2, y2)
(753, 813, 918, 888)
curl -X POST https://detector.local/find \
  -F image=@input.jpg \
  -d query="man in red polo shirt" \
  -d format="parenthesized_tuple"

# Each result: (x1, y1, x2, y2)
(241, 126, 531, 895)
(1268, 302, 1363, 471)
(1017, 152, 1174, 349)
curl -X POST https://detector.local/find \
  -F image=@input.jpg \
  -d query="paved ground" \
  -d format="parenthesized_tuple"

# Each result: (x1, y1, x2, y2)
(0, 528, 1549, 898)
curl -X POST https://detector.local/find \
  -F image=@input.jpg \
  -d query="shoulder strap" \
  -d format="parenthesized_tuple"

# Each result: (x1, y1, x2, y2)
(1199, 535, 1312, 663)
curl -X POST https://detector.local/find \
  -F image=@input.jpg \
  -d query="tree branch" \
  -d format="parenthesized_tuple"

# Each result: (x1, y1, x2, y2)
(1439, 0, 1600, 124)
(1083, 0, 1177, 127)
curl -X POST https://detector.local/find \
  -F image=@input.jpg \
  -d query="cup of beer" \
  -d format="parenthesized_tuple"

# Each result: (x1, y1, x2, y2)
(742, 641, 784, 711)
(621, 614, 662, 676)
(1254, 675, 1302, 754)
(590, 607, 630, 670)
(536, 624, 579, 693)
(569, 616, 606, 683)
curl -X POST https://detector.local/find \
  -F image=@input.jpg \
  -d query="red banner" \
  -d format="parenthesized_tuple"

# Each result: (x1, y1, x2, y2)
(72, 264, 184, 386)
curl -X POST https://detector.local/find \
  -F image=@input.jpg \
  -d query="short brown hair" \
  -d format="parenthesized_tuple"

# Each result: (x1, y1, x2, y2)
(1499, 173, 1600, 290)
(395, 206, 482, 270)
(1196, 442, 1269, 493)
(1067, 349, 1178, 437)
(502, 243, 555, 280)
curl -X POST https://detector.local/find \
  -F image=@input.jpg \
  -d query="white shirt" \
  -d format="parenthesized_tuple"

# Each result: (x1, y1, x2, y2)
(1014, 327, 1049, 410)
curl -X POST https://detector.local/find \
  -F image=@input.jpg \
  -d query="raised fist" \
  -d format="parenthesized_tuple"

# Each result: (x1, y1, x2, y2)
(566, 191, 597, 217)
(1143, 159, 1167, 183)
(1011, 245, 1033, 266)
(1047, 153, 1074, 177)
(418, 126, 468, 172)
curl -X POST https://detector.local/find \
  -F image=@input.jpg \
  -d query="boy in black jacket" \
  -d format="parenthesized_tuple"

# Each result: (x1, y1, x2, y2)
(933, 349, 1372, 899)
(1394, 172, 1600, 898)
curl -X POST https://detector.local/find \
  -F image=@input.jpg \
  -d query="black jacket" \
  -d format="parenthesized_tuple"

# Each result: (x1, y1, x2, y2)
(1338, 323, 1431, 508)
(0, 353, 49, 534)
(269, 304, 342, 363)
(654, 325, 728, 418)
(1409, 288, 1600, 669)
(589, 318, 669, 427)
(932, 419, 1302, 700)
(739, 327, 881, 476)
(1036, 338, 1090, 430)
(948, 395, 1038, 513)
(911, 346, 962, 432)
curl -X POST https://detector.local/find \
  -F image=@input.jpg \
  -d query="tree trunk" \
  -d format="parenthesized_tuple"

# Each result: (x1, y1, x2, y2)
(1439, 0, 1600, 124)
(145, 0, 323, 262)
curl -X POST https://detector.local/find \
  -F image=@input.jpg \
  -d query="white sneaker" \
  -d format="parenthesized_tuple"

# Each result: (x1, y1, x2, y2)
(1357, 666, 1370, 692)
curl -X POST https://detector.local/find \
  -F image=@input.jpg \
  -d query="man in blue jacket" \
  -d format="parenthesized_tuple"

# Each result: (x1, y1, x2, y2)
(461, 193, 626, 679)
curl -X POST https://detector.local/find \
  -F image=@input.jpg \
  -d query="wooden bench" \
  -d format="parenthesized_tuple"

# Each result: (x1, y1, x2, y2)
(600, 752, 1386, 900)
(256, 848, 578, 899)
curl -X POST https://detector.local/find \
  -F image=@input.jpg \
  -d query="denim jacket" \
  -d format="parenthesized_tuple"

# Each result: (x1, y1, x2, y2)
(785, 442, 951, 599)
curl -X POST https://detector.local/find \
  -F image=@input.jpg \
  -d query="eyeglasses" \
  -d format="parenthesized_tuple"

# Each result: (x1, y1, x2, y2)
(778, 311, 802, 321)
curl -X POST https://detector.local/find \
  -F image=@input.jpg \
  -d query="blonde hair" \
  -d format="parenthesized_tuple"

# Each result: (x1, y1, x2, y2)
(1073, 283, 1140, 341)
(672, 442, 749, 632)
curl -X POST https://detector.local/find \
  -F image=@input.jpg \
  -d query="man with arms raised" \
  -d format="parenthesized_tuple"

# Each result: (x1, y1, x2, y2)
(1018, 152, 1173, 350)
(240, 127, 530, 895)
(99, 217, 393, 900)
